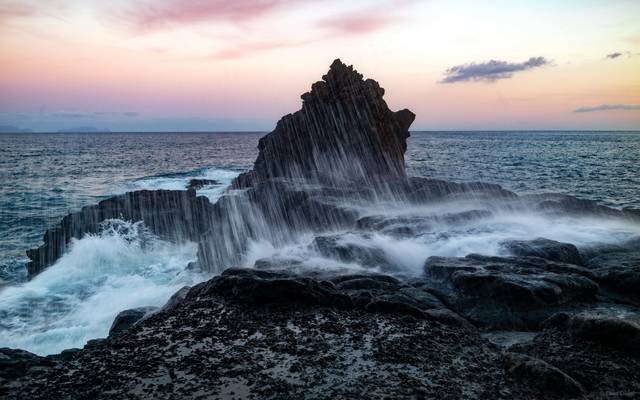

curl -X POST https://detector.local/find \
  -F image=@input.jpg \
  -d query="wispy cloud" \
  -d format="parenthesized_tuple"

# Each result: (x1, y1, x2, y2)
(52, 111, 139, 118)
(95, 111, 139, 117)
(52, 112, 86, 119)
(209, 38, 314, 59)
(319, 8, 402, 35)
(573, 104, 640, 113)
(124, 0, 292, 30)
(0, 0, 67, 25)
(208, 3, 409, 60)
(0, 1, 35, 23)
(440, 57, 550, 83)
(605, 51, 637, 60)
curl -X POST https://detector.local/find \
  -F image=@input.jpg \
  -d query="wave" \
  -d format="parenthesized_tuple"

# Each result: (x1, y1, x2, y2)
(0, 219, 206, 355)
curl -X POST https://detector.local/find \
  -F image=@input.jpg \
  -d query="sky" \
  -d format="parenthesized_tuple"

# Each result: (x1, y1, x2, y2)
(0, 0, 639, 132)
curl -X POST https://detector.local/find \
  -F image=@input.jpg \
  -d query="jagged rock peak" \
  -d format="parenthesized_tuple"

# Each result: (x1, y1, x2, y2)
(231, 59, 416, 188)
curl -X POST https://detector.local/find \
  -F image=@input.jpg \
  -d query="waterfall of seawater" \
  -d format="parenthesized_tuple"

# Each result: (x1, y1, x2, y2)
(200, 177, 640, 277)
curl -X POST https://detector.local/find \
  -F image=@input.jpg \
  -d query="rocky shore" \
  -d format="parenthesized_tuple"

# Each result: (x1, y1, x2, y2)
(2, 60, 640, 399)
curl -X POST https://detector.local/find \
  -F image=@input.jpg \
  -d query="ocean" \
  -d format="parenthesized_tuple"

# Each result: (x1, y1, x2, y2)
(1, 131, 639, 354)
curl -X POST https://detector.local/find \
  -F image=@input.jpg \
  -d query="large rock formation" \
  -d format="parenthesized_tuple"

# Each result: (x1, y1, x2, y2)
(25, 60, 639, 278)
(231, 59, 415, 188)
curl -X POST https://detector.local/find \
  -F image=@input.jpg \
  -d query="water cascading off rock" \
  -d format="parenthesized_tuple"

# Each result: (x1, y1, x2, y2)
(231, 59, 416, 188)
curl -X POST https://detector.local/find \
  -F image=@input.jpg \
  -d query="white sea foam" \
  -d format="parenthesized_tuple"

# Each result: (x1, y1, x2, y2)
(114, 167, 239, 201)
(0, 220, 206, 355)
(240, 201, 640, 276)
(0, 167, 239, 356)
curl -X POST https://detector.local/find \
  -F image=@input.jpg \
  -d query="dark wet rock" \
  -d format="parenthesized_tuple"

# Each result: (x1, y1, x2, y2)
(108, 306, 158, 336)
(501, 237, 585, 266)
(504, 353, 585, 396)
(355, 209, 493, 237)
(311, 234, 394, 271)
(579, 242, 629, 260)
(231, 59, 415, 189)
(567, 314, 640, 355)
(540, 308, 640, 356)
(55, 348, 82, 361)
(334, 277, 400, 291)
(329, 273, 401, 286)
(424, 254, 599, 328)
(0, 348, 55, 382)
(26, 189, 214, 278)
(189, 268, 466, 327)
(188, 268, 354, 310)
(186, 178, 219, 190)
(4, 267, 640, 399)
(523, 193, 640, 221)
(253, 256, 305, 271)
(405, 177, 516, 202)
(83, 339, 106, 349)
(587, 251, 640, 301)
(160, 285, 191, 312)
(481, 331, 537, 349)
(511, 318, 640, 396)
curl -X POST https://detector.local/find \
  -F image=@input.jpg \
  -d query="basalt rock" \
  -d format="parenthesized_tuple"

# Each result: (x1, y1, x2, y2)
(523, 193, 640, 221)
(542, 311, 640, 356)
(1, 273, 542, 400)
(424, 254, 600, 329)
(503, 353, 585, 396)
(186, 178, 219, 190)
(0, 348, 56, 383)
(25, 189, 214, 278)
(586, 249, 640, 301)
(231, 59, 415, 188)
(8, 267, 640, 399)
(311, 234, 395, 271)
(108, 306, 158, 337)
(500, 238, 585, 266)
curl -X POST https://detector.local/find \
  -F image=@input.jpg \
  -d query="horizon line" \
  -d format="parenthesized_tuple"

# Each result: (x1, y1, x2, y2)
(1, 129, 640, 134)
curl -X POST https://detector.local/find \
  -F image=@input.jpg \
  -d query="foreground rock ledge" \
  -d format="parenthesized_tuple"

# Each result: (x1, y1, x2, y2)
(2, 268, 640, 399)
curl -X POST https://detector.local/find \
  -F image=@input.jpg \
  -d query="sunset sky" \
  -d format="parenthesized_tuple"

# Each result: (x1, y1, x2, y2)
(1, 0, 639, 131)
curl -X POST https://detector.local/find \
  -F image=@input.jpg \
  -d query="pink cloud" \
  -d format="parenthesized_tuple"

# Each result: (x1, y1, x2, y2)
(0, 0, 68, 26)
(207, 3, 410, 60)
(318, 0, 413, 35)
(0, 1, 35, 23)
(209, 38, 314, 60)
(126, 0, 293, 30)
(319, 10, 401, 35)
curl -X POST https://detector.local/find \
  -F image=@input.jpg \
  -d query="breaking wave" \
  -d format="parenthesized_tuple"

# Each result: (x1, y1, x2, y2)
(0, 219, 205, 355)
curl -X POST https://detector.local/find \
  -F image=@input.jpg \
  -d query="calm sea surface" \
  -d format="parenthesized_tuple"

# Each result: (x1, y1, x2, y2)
(1, 131, 639, 282)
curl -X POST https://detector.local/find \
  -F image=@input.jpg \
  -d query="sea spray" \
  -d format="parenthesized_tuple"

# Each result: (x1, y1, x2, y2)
(0, 219, 205, 355)
(115, 167, 239, 201)
(236, 197, 640, 276)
